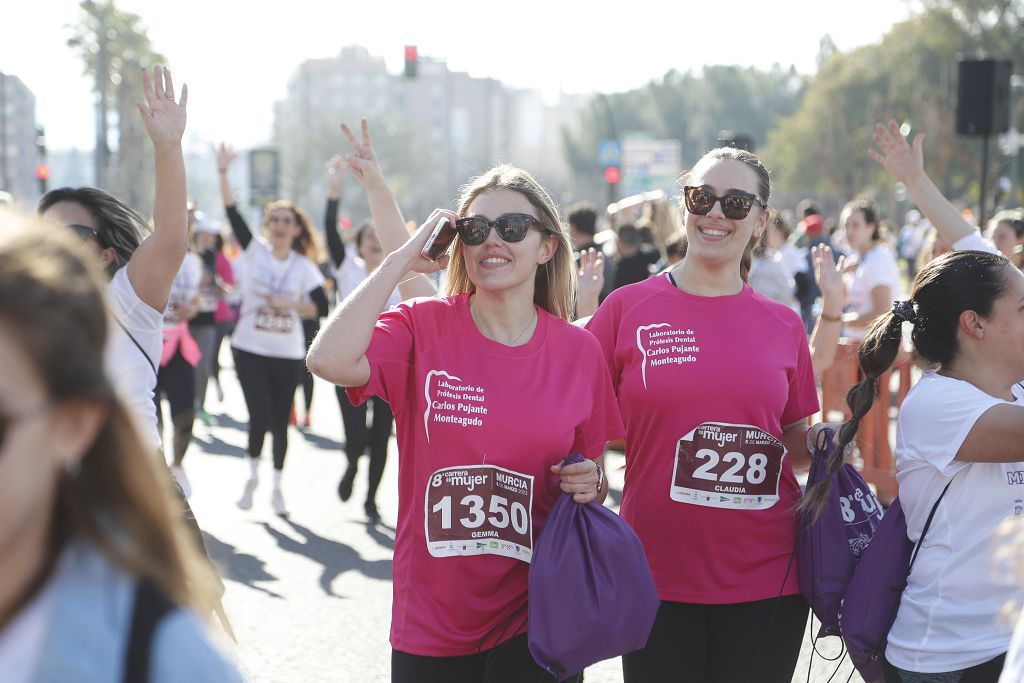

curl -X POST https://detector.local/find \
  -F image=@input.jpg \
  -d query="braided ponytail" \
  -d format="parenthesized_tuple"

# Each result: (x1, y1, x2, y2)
(800, 310, 903, 516)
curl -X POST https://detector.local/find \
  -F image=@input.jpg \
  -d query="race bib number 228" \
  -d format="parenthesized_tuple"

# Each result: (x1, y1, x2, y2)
(424, 464, 534, 563)
(671, 422, 785, 510)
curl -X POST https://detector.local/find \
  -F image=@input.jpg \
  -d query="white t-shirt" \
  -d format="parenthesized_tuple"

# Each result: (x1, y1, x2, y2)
(1001, 611, 1024, 683)
(0, 567, 59, 683)
(163, 252, 201, 328)
(231, 239, 324, 360)
(780, 243, 809, 276)
(335, 244, 400, 308)
(887, 373, 1024, 672)
(104, 267, 163, 450)
(844, 243, 901, 341)
(748, 249, 797, 310)
(954, 232, 1001, 257)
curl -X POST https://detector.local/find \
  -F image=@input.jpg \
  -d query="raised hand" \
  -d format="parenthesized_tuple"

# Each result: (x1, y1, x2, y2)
(137, 65, 187, 147)
(812, 244, 846, 316)
(868, 119, 925, 184)
(340, 119, 387, 191)
(576, 248, 604, 319)
(215, 143, 236, 172)
(326, 154, 345, 197)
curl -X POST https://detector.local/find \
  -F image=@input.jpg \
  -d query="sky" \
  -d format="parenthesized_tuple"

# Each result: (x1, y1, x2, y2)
(1, 0, 919, 151)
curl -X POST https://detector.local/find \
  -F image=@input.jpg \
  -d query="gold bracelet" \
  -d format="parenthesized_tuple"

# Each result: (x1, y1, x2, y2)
(820, 312, 842, 322)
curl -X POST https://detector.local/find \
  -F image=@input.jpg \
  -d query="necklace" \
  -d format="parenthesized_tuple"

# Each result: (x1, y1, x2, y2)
(471, 303, 537, 346)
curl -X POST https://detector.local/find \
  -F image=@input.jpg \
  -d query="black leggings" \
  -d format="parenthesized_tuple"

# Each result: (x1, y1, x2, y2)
(392, 633, 579, 683)
(622, 596, 808, 683)
(300, 319, 319, 413)
(884, 654, 1005, 683)
(336, 388, 393, 504)
(233, 348, 303, 471)
(154, 348, 195, 466)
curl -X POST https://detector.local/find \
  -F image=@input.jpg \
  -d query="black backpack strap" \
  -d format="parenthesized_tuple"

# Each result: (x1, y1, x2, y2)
(114, 316, 158, 377)
(123, 579, 176, 683)
(909, 477, 955, 571)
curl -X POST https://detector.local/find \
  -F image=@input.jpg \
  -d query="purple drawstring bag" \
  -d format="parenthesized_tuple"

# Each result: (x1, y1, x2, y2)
(838, 498, 911, 683)
(528, 454, 659, 680)
(797, 428, 883, 638)
(840, 481, 953, 683)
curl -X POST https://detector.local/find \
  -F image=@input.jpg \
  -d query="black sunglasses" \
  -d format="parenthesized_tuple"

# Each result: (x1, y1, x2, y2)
(455, 213, 544, 246)
(683, 186, 766, 220)
(66, 223, 101, 243)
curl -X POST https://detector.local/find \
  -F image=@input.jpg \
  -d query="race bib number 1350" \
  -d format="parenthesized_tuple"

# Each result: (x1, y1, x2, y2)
(424, 464, 534, 563)
(671, 422, 785, 510)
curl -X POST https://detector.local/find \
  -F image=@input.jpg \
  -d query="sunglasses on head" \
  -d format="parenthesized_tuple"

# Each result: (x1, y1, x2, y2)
(683, 186, 766, 220)
(455, 213, 543, 246)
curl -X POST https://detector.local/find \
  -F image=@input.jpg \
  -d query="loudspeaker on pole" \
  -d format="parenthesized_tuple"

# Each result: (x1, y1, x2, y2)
(956, 59, 1012, 137)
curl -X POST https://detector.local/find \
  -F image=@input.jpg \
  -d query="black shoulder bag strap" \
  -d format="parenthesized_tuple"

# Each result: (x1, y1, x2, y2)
(908, 477, 955, 571)
(114, 316, 158, 377)
(123, 579, 176, 683)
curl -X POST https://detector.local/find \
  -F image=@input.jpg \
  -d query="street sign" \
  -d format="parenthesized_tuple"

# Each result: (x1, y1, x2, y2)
(598, 140, 622, 169)
(249, 148, 280, 206)
(621, 138, 682, 197)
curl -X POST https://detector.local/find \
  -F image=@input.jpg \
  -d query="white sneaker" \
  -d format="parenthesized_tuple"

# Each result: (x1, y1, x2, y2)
(272, 487, 288, 516)
(237, 477, 258, 510)
(170, 465, 192, 498)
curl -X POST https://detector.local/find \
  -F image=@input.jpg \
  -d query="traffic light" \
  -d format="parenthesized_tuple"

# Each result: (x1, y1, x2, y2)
(35, 127, 48, 194)
(404, 45, 418, 79)
(604, 166, 621, 185)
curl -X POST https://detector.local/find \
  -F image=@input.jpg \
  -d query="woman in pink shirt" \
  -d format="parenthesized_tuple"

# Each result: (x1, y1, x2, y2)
(587, 147, 820, 682)
(307, 165, 622, 682)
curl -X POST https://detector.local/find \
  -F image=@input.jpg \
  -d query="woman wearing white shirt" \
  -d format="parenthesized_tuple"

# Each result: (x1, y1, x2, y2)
(803, 247, 1024, 682)
(216, 145, 328, 516)
(841, 198, 901, 342)
(320, 124, 439, 522)
(38, 66, 188, 454)
(324, 158, 398, 522)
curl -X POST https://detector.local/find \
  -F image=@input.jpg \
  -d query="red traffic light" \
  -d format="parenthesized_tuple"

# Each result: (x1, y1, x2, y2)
(404, 45, 418, 78)
(603, 166, 621, 184)
(35, 163, 51, 181)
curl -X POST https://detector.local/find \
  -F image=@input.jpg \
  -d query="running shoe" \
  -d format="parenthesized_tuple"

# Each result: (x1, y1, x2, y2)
(237, 477, 258, 510)
(272, 488, 288, 516)
(288, 407, 297, 426)
(197, 409, 213, 427)
(337, 466, 356, 502)
(302, 414, 311, 431)
(170, 464, 192, 498)
(365, 500, 381, 523)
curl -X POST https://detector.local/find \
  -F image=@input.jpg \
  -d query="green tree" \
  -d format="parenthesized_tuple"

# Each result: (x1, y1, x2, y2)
(68, 0, 164, 211)
(561, 66, 807, 205)
(763, 2, 1023, 217)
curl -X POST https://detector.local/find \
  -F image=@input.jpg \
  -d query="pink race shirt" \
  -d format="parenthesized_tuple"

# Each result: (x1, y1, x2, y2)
(348, 294, 623, 657)
(586, 275, 818, 604)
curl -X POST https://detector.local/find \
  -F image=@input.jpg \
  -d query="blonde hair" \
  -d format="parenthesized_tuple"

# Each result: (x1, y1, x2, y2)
(263, 199, 325, 263)
(447, 165, 575, 321)
(0, 210, 219, 613)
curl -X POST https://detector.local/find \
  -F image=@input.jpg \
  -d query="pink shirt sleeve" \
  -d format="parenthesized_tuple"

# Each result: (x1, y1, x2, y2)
(571, 334, 625, 457)
(346, 302, 416, 406)
(584, 296, 622, 393)
(780, 317, 819, 425)
(216, 252, 235, 285)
